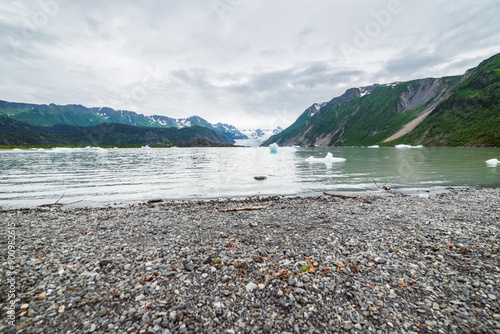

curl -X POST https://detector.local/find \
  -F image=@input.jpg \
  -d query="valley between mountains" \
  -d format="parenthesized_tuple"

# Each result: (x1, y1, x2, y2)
(1, 53, 498, 148)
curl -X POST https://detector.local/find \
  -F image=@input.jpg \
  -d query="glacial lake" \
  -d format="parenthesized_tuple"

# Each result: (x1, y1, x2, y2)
(0, 146, 499, 209)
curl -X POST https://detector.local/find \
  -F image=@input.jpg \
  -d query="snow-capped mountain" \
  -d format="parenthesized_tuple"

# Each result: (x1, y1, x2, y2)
(0, 100, 248, 142)
(212, 123, 248, 139)
(147, 115, 247, 140)
(241, 127, 283, 140)
(272, 126, 284, 135)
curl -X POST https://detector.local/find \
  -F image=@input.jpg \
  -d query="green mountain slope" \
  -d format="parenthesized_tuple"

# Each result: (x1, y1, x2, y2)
(0, 116, 233, 147)
(388, 54, 500, 146)
(265, 53, 499, 147)
(0, 101, 247, 140)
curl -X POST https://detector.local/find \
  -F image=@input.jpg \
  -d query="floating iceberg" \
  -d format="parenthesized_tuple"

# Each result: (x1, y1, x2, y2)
(82, 146, 105, 151)
(269, 143, 296, 153)
(12, 148, 22, 151)
(305, 152, 346, 163)
(141, 145, 152, 149)
(50, 147, 74, 153)
(395, 144, 423, 149)
(367, 145, 379, 148)
(486, 159, 499, 166)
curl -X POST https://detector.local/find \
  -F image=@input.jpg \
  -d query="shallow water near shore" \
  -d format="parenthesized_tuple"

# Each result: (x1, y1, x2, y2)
(0, 146, 499, 209)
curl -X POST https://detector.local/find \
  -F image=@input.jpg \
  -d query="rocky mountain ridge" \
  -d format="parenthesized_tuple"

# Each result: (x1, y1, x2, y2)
(0, 101, 247, 140)
(264, 53, 499, 147)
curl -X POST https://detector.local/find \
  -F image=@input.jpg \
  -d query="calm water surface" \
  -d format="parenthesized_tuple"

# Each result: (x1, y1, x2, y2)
(0, 147, 499, 209)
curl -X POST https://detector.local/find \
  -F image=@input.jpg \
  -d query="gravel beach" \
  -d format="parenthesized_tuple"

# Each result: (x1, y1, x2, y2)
(1, 188, 499, 334)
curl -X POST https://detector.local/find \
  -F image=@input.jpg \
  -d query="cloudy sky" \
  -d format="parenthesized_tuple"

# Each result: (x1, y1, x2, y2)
(1, 0, 499, 130)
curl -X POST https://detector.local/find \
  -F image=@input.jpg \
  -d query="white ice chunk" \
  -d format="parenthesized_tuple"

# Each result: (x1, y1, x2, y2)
(81, 146, 105, 151)
(395, 144, 423, 149)
(50, 147, 74, 153)
(367, 145, 379, 148)
(486, 158, 499, 166)
(141, 145, 151, 149)
(269, 143, 278, 153)
(305, 152, 346, 163)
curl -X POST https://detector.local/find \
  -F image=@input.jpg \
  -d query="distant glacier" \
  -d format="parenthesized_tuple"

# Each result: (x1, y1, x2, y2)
(235, 127, 283, 147)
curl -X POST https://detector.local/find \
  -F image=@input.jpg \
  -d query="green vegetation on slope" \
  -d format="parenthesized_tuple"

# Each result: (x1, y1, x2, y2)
(0, 116, 233, 147)
(0, 102, 157, 128)
(267, 77, 459, 146)
(0, 102, 246, 140)
(266, 53, 499, 147)
(388, 54, 500, 147)
(324, 83, 429, 146)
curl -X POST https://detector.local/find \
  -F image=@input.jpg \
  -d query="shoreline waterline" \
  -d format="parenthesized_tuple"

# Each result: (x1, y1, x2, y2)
(0, 185, 471, 211)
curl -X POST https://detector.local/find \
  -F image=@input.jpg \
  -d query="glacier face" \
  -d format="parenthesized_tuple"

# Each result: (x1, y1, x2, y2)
(235, 127, 284, 147)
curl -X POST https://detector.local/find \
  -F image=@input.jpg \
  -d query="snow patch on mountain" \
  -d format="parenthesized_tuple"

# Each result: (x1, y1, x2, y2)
(359, 87, 370, 97)
(176, 119, 192, 128)
(308, 102, 327, 117)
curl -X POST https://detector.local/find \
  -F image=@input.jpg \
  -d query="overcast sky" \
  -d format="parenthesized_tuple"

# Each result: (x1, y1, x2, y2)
(1, 1, 499, 130)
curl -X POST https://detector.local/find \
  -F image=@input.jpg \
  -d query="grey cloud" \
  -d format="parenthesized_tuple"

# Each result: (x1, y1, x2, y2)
(1, 0, 499, 129)
(382, 50, 448, 80)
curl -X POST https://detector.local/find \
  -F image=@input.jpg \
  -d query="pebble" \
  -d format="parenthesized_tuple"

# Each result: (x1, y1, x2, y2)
(246, 282, 258, 293)
(3, 188, 499, 333)
(343, 321, 354, 330)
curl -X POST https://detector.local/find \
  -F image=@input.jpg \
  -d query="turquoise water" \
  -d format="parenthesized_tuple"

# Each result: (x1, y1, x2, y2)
(0, 147, 499, 209)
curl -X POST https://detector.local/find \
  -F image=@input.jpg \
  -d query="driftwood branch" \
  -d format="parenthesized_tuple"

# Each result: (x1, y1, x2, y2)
(373, 179, 391, 191)
(39, 194, 84, 207)
(147, 199, 163, 204)
(218, 205, 269, 212)
(53, 193, 65, 205)
(39, 193, 66, 207)
(323, 192, 362, 199)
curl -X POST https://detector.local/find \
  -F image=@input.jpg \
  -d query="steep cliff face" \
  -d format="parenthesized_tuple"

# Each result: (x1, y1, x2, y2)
(264, 77, 460, 147)
(390, 53, 500, 147)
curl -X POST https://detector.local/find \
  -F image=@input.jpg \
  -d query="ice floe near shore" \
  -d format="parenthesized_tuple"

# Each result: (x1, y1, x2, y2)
(269, 143, 297, 153)
(50, 147, 74, 153)
(305, 152, 346, 163)
(82, 146, 105, 151)
(486, 158, 499, 166)
(395, 144, 423, 149)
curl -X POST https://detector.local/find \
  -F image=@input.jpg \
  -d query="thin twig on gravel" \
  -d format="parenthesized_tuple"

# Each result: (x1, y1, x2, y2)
(323, 192, 362, 199)
(218, 205, 269, 212)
